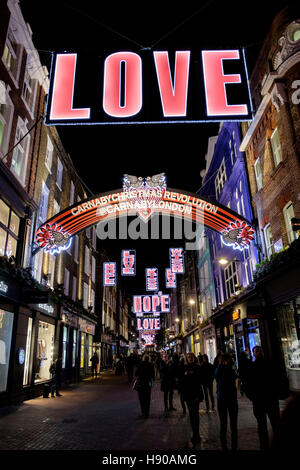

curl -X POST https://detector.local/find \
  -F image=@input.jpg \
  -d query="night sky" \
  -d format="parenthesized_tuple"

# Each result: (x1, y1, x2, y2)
(19, 1, 292, 294)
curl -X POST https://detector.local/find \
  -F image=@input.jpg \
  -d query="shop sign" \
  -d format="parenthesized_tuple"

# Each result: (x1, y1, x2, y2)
(103, 262, 117, 286)
(37, 303, 55, 316)
(45, 49, 252, 126)
(24, 290, 49, 304)
(146, 267, 159, 291)
(165, 268, 177, 288)
(17, 348, 25, 365)
(0, 280, 8, 294)
(170, 248, 185, 274)
(121, 249, 136, 276)
(61, 311, 79, 328)
(137, 316, 160, 330)
(78, 318, 95, 335)
(133, 292, 170, 315)
(232, 309, 241, 321)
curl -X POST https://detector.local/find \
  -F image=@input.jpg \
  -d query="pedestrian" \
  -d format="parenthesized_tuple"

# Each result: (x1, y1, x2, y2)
(181, 352, 204, 447)
(271, 392, 300, 450)
(197, 353, 203, 364)
(133, 354, 155, 419)
(125, 354, 135, 383)
(50, 355, 63, 397)
(246, 345, 282, 450)
(237, 350, 251, 397)
(90, 352, 99, 378)
(213, 350, 222, 370)
(160, 358, 177, 411)
(215, 353, 238, 451)
(177, 354, 187, 414)
(201, 354, 215, 413)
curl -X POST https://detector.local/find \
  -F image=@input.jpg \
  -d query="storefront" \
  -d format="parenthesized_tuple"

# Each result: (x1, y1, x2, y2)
(60, 310, 80, 383)
(78, 317, 96, 377)
(101, 332, 116, 369)
(201, 323, 217, 364)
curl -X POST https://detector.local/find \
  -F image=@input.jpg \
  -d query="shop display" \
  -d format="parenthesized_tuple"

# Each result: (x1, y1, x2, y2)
(0, 309, 14, 393)
(34, 321, 54, 383)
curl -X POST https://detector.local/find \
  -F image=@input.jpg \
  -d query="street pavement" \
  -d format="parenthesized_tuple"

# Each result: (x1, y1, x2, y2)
(0, 369, 280, 453)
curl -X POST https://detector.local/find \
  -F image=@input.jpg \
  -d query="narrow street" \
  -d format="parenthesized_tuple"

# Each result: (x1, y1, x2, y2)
(0, 370, 269, 451)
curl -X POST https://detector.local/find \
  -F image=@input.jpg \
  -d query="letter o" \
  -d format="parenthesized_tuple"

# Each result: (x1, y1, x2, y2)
(103, 52, 142, 117)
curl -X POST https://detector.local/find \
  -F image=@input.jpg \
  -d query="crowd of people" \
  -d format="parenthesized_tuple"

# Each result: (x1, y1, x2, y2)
(127, 346, 292, 451)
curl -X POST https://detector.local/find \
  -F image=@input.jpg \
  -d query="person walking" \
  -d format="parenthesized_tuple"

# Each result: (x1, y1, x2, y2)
(177, 354, 187, 414)
(90, 352, 99, 378)
(160, 358, 177, 411)
(134, 354, 155, 419)
(125, 354, 135, 384)
(50, 355, 63, 397)
(237, 350, 251, 397)
(201, 354, 215, 413)
(246, 345, 282, 450)
(215, 353, 238, 451)
(181, 352, 204, 447)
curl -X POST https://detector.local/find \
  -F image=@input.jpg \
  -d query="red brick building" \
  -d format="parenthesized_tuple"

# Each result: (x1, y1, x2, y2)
(240, 5, 300, 391)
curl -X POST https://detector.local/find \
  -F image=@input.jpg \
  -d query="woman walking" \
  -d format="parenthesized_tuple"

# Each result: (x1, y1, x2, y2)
(160, 358, 177, 411)
(134, 355, 155, 419)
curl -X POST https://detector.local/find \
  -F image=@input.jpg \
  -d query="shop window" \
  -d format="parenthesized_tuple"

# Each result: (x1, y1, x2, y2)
(88, 335, 93, 368)
(23, 317, 33, 386)
(0, 309, 14, 393)
(283, 202, 298, 245)
(224, 261, 239, 299)
(0, 199, 20, 258)
(247, 319, 261, 354)
(254, 158, 263, 191)
(72, 330, 77, 367)
(276, 300, 300, 374)
(80, 333, 85, 368)
(62, 326, 69, 369)
(35, 321, 55, 383)
(270, 128, 283, 167)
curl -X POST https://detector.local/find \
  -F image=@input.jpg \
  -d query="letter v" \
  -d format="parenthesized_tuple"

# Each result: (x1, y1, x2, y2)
(153, 51, 190, 117)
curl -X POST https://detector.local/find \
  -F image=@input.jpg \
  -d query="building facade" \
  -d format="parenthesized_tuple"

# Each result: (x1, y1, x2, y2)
(240, 5, 300, 391)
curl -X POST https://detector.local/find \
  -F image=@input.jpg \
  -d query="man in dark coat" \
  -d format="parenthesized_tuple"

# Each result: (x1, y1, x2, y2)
(50, 355, 63, 397)
(160, 358, 177, 411)
(246, 345, 282, 450)
(215, 353, 238, 451)
(134, 354, 155, 419)
(181, 353, 204, 447)
(201, 354, 215, 412)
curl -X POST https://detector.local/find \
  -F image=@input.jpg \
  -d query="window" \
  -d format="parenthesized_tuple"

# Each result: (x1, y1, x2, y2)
(23, 317, 33, 386)
(53, 200, 60, 216)
(56, 158, 63, 189)
(22, 68, 36, 112)
(62, 326, 69, 369)
(270, 128, 282, 167)
(0, 199, 20, 258)
(84, 246, 90, 275)
(283, 202, 297, 245)
(74, 235, 79, 263)
(35, 321, 55, 383)
(45, 136, 53, 172)
(0, 310, 14, 392)
(69, 181, 75, 205)
(2, 28, 20, 80)
(91, 289, 95, 312)
(72, 276, 77, 301)
(83, 282, 89, 309)
(38, 182, 50, 222)
(263, 224, 274, 258)
(92, 256, 96, 283)
(254, 158, 263, 191)
(224, 261, 239, 298)
(33, 249, 43, 282)
(215, 158, 227, 198)
(64, 268, 70, 296)
(11, 119, 30, 185)
(72, 330, 77, 367)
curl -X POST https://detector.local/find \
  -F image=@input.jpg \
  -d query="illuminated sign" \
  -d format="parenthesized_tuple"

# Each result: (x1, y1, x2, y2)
(146, 268, 159, 292)
(38, 303, 55, 315)
(165, 268, 177, 288)
(232, 309, 241, 321)
(45, 50, 252, 126)
(103, 262, 117, 286)
(170, 248, 185, 274)
(121, 249, 136, 276)
(141, 333, 156, 346)
(35, 175, 255, 254)
(0, 281, 8, 294)
(137, 317, 160, 330)
(133, 292, 170, 316)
